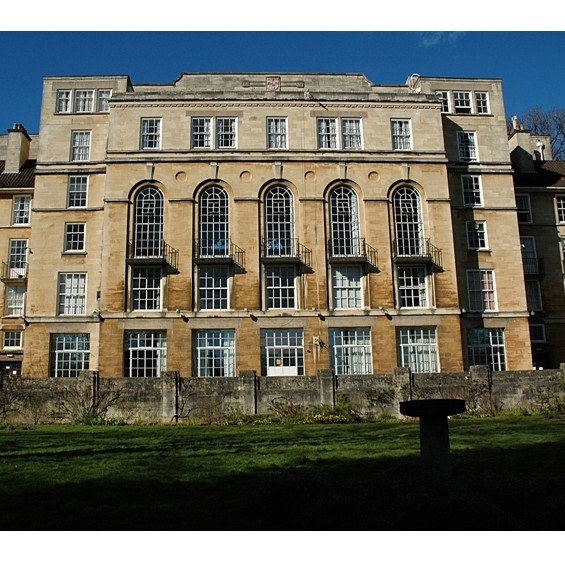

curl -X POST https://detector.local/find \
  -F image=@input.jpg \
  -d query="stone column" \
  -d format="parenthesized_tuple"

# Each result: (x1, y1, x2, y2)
(161, 371, 180, 423)
(317, 369, 335, 406)
(240, 371, 258, 414)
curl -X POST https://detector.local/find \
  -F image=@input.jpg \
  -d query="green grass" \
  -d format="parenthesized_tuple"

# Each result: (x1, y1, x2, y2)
(1, 415, 565, 530)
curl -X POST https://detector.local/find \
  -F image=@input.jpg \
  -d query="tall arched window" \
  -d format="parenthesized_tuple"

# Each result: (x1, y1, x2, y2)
(393, 186, 423, 256)
(133, 186, 164, 257)
(265, 185, 294, 256)
(199, 186, 229, 257)
(329, 185, 360, 256)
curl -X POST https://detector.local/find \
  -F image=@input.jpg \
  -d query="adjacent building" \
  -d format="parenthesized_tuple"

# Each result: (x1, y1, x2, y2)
(0, 72, 541, 378)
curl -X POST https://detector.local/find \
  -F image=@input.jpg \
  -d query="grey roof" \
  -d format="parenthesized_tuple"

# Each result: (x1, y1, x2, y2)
(0, 160, 35, 189)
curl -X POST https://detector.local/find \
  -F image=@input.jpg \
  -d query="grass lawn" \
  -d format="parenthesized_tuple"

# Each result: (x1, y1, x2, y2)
(1, 414, 565, 530)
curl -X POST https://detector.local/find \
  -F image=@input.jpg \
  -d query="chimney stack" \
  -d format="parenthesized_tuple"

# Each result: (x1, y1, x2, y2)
(3, 123, 31, 174)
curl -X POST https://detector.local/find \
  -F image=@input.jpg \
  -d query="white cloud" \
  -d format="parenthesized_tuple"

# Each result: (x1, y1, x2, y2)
(418, 32, 466, 47)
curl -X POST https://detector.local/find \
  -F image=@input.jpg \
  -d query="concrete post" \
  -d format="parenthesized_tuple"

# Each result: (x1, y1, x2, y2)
(240, 371, 258, 414)
(161, 371, 180, 423)
(317, 369, 335, 406)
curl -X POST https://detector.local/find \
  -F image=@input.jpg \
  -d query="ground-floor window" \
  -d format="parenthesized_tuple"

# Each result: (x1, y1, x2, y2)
(193, 329, 236, 377)
(124, 330, 166, 378)
(467, 328, 506, 371)
(261, 328, 304, 376)
(397, 327, 438, 373)
(330, 327, 372, 375)
(50, 333, 90, 377)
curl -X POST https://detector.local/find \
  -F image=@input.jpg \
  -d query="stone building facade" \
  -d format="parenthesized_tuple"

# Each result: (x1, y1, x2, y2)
(0, 72, 538, 379)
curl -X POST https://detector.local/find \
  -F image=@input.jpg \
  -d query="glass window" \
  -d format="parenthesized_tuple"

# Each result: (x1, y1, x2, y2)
(56, 90, 71, 113)
(64, 223, 86, 252)
(124, 330, 166, 378)
(397, 266, 427, 308)
(5, 284, 24, 317)
(436, 91, 450, 112)
(317, 118, 338, 149)
(393, 186, 424, 256)
(193, 329, 236, 377)
(74, 90, 94, 113)
(199, 186, 229, 257)
(398, 327, 438, 373)
(521, 236, 539, 275)
(329, 185, 360, 256)
(467, 270, 496, 311)
(198, 266, 229, 310)
(70, 131, 91, 161)
(453, 91, 472, 114)
(131, 267, 162, 311)
(12, 195, 31, 225)
(132, 186, 164, 258)
(264, 185, 294, 257)
(3, 330, 22, 350)
(457, 131, 478, 161)
(97, 89, 111, 112)
(68, 176, 88, 208)
(530, 324, 546, 343)
(140, 118, 161, 150)
(332, 265, 362, 309)
(261, 328, 304, 376)
(525, 280, 543, 312)
(342, 119, 362, 149)
(467, 328, 505, 371)
(466, 221, 488, 250)
(556, 195, 565, 223)
(58, 273, 87, 316)
(267, 117, 288, 149)
(266, 265, 296, 309)
(516, 194, 532, 223)
(50, 333, 90, 378)
(330, 328, 372, 375)
(191, 117, 212, 149)
(8, 239, 28, 277)
(474, 92, 489, 114)
(216, 118, 236, 148)
(462, 175, 483, 207)
(391, 119, 412, 150)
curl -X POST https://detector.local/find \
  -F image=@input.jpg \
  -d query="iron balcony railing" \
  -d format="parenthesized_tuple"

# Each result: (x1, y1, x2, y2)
(261, 238, 312, 268)
(1, 261, 28, 281)
(127, 240, 179, 272)
(195, 238, 245, 269)
(328, 237, 378, 269)
(393, 237, 442, 269)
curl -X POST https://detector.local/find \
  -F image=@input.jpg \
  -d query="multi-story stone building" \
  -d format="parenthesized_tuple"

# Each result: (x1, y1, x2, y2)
(0, 72, 536, 379)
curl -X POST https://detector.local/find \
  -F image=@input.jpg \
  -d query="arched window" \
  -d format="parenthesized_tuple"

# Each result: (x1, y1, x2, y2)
(329, 185, 360, 256)
(133, 186, 163, 257)
(264, 185, 294, 256)
(393, 186, 423, 256)
(199, 186, 229, 257)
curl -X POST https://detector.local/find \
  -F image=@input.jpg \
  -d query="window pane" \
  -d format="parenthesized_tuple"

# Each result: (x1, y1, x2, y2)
(124, 331, 166, 378)
(330, 328, 372, 375)
(194, 329, 236, 377)
(50, 333, 90, 377)
(58, 273, 87, 315)
(332, 266, 362, 309)
(398, 328, 438, 373)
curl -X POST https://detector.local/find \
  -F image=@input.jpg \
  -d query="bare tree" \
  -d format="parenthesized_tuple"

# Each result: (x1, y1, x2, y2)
(513, 107, 565, 161)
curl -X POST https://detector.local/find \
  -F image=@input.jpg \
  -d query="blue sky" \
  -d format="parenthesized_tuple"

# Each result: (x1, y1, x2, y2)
(0, 30, 564, 135)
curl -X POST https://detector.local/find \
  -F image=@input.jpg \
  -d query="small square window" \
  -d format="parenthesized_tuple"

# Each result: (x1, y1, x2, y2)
(466, 221, 488, 250)
(475, 92, 489, 114)
(11, 196, 31, 225)
(140, 118, 161, 150)
(97, 89, 111, 112)
(453, 91, 472, 114)
(74, 90, 94, 113)
(3, 330, 22, 350)
(68, 176, 88, 208)
(64, 223, 86, 252)
(462, 175, 483, 207)
(56, 90, 72, 113)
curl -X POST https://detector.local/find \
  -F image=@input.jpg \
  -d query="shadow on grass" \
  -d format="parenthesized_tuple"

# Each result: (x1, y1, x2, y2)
(3, 441, 565, 530)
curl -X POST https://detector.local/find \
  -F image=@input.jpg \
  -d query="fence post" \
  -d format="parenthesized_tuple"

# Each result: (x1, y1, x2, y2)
(240, 371, 258, 414)
(317, 368, 335, 407)
(161, 371, 180, 423)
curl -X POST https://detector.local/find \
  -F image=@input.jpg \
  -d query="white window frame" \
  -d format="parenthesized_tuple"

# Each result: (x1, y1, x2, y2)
(341, 118, 362, 149)
(398, 327, 438, 373)
(140, 118, 162, 150)
(56, 90, 72, 113)
(265, 265, 296, 310)
(397, 266, 427, 308)
(467, 269, 496, 312)
(330, 328, 372, 375)
(124, 330, 166, 378)
(191, 117, 212, 149)
(131, 267, 162, 311)
(50, 333, 90, 378)
(462, 175, 483, 207)
(516, 194, 532, 223)
(467, 328, 505, 371)
(198, 266, 229, 310)
(97, 89, 111, 112)
(5, 284, 25, 317)
(317, 118, 338, 149)
(474, 92, 490, 114)
(64, 223, 86, 253)
(57, 273, 87, 316)
(193, 329, 236, 377)
(466, 221, 488, 250)
(436, 91, 450, 113)
(453, 91, 472, 114)
(70, 131, 91, 162)
(317, 118, 363, 150)
(8, 239, 28, 278)
(556, 195, 565, 223)
(74, 90, 94, 113)
(11, 195, 31, 226)
(391, 119, 412, 150)
(67, 176, 88, 208)
(216, 117, 237, 149)
(261, 328, 304, 377)
(267, 117, 288, 149)
(3, 330, 22, 350)
(332, 265, 363, 309)
(457, 131, 478, 161)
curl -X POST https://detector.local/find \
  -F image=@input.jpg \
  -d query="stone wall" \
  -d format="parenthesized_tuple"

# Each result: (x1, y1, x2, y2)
(1, 367, 564, 424)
